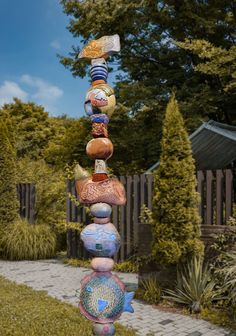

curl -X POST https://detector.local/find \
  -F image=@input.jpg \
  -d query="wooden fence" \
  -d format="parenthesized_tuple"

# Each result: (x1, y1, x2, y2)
(17, 183, 36, 224)
(67, 169, 235, 261)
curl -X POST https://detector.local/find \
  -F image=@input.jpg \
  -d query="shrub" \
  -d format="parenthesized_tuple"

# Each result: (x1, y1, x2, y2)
(164, 256, 216, 313)
(0, 119, 19, 227)
(220, 251, 236, 306)
(114, 260, 139, 273)
(16, 158, 67, 249)
(1, 218, 56, 260)
(140, 276, 162, 304)
(152, 96, 204, 266)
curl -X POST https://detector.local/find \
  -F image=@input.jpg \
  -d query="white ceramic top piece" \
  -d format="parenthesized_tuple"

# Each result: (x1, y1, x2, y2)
(78, 34, 120, 59)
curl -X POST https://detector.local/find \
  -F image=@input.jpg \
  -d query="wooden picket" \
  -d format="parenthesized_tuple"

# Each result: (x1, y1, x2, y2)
(17, 183, 36, 224)
(66, 170, 235, 261)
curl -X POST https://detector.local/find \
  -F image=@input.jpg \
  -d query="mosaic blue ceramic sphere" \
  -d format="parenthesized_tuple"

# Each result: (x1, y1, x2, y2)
(79, 272, 134, 323)
(80, 272, 125, 323)
(80, 223, 120, 257)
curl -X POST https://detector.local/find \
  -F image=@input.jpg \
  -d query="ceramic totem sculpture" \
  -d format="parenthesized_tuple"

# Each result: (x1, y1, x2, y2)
(76, 34, 134, 336)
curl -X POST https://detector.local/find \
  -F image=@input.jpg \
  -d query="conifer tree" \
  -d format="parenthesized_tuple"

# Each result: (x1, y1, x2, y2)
(152, 96, 203, 266)
(0, 119, 19, 228)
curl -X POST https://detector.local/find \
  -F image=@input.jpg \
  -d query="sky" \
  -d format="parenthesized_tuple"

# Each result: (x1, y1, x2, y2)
(0, 0, 92, 118)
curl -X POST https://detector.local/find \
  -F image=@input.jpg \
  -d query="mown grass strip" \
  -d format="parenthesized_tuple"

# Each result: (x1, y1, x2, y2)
(0, 276, 136, 336)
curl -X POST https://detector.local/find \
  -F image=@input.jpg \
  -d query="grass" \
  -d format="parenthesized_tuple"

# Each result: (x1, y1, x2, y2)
(0, 276, 136, 336)
(1, 219, 56, 260)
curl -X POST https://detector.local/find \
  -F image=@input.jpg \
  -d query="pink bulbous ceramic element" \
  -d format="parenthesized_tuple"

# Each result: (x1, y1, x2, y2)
(92, 323, 115, 335)
(91, 258, 114, 272)
(94, 217, 110, 224)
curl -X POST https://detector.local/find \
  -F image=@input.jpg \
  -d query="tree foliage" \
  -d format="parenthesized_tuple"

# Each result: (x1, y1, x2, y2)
(0, 119, 19, 228)
(60, 0, 236, 129)
(152, 96, 204, 266)
(177, 39, 236, 93)
(0, 99, 55, 159)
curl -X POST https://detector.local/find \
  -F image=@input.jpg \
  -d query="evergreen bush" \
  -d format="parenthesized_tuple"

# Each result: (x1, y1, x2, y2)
(152, 96, 204, 266)
(1, 218, 56, 260)
(0, 119, 19, 227)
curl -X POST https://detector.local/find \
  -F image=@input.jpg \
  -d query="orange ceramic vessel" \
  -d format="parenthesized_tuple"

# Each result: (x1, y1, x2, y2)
(86, 138, 113, 160)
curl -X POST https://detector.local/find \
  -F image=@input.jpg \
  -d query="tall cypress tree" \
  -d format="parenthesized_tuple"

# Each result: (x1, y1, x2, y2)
(152, 96, 204, 266)
(0, 119, 19, 228)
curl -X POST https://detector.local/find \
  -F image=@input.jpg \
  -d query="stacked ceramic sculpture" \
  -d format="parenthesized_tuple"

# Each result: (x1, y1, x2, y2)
(75, 35, 134, 336)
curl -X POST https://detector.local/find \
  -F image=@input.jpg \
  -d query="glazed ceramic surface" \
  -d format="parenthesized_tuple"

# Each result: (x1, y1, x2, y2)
(79, 272, 125, 323)
(85, 84, 116, 116)
(92, 323, 115, 335)
(91, 257, 114, 272)
(92, 122, 108, 138)
(80, 223, 120, 257)
(90, 114, 109, 124)
(90, 203, 112, 218)
(78, 34, 120, 59)
(86, 138, 113, 160)
(76, 177, 126, 205)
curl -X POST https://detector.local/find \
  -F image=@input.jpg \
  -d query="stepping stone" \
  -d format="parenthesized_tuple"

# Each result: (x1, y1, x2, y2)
(159, 319, 173, 325)
(62, 295, 76, 299)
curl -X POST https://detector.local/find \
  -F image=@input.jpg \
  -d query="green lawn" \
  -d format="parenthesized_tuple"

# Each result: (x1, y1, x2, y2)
(0, 276, 136, 336)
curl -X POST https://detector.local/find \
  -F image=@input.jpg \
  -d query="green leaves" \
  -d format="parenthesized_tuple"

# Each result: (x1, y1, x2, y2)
(177, 39, 236, 93)
(0, 118, 19, 229)
(1, 219, 56, 260)
(164, 257, 217, 313)
(152, 96, 203, 266)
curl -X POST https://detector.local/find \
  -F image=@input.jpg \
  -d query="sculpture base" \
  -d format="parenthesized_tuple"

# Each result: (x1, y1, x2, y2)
(93, 323, 115, 335)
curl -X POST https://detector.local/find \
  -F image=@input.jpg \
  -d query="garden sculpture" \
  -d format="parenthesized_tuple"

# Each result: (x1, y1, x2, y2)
(75, 34, 134, 336)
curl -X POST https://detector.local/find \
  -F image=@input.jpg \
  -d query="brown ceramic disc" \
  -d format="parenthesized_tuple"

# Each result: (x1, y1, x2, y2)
(86, 138, 113, 160)
(92, 173, 108, 182)
(92, 122, 108, 138)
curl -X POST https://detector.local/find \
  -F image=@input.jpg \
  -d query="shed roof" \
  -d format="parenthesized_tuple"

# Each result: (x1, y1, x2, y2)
(146, 120, 236, 173)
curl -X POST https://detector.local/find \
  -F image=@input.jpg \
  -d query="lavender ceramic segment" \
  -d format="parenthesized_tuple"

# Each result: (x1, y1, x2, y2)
(90, 203, 112, 218)
(80, 223, 120, 257)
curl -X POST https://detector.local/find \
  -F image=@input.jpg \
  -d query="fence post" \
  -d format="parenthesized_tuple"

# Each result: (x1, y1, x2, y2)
(225, 169, 233, 222)
(216, 170, 224, 225)
(206, 170, 214, 225)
